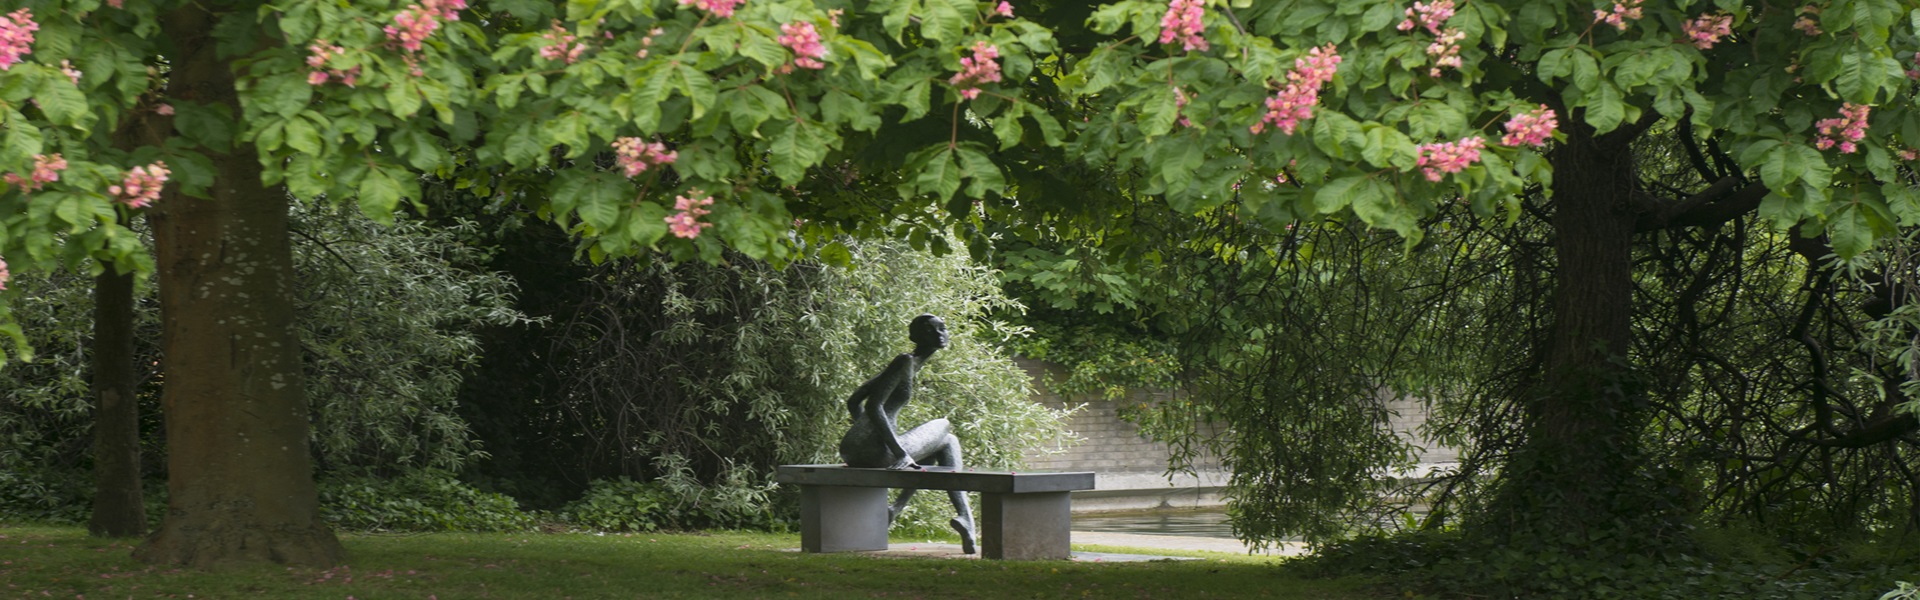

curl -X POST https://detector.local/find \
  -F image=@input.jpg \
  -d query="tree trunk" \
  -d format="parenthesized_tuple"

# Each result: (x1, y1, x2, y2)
(132, 4, 343, 568)
(88, 261, 146, 538)
(1483, 120, 1680, 545)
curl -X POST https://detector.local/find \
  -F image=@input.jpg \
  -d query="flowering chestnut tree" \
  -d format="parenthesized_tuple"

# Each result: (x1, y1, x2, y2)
(2, 0, 1919, 566)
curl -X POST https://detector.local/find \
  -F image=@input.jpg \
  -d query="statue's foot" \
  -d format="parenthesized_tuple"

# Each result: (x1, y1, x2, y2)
(951, 517, 976, 555)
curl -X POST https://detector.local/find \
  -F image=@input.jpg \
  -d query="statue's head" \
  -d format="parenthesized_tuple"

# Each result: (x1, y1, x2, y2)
(909, 314, 948, 353)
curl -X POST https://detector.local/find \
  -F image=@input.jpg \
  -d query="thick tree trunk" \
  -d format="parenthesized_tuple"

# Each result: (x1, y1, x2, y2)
(1483, 120, 1680, 545)
(131, 4, 343, 568)
(88, 263, 146, 538)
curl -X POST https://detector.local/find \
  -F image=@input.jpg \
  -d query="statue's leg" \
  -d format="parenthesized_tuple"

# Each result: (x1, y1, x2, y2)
(888, 488, 916, 523)
(897, 419, 978, 553)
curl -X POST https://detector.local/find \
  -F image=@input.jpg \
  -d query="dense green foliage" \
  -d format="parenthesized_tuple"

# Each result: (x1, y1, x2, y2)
(0, 205, 525, 481)
(316, 470, 538, 533)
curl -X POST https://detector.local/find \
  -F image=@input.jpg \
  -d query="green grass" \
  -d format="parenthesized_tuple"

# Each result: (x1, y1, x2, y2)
(0, 524, 1373, 599)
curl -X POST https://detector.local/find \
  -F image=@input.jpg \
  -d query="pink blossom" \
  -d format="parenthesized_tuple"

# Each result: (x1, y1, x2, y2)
(995, 1, 1013, 17)
(1500, 105, 1557, 147)
(636, 27, 664, 59)
(1416, 136, 1485, 181)
(613, 137, 677, 177)
(58, 60, 80, 85)
(1252, 44, 1341, 136)
(1158, 0, 1208, 52)
(305, 42, 360, 86)
(155, 104, 174, 116)
(948, 41, 1002, 100)
(107, 0, 123, 8)
(1900, 148, 1919, 161)
(676, 0, 744, 18)
(383, 0, 464, 53)
(1813, 103, 1869, 154)
(2, 153, 66, 192)
(778, 21, 828, 70)
(1425, 28, 1464, 76)
(539, 21, 586, 64)
(0, 255, 9, 291)
(1683, 13, 1733, 49)
(1173, 87, 1193, 128)
(108, 161, 169, 209)
(666, 189, 715, 238)
(1793, 16, 1822, 35)
(1396, 0, 1455, 36)
(0, 9, 38, 71)
(1593, 0, 1643, 31)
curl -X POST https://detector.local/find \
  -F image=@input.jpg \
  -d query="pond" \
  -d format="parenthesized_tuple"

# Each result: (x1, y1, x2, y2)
(1071, 509, 1238, 539)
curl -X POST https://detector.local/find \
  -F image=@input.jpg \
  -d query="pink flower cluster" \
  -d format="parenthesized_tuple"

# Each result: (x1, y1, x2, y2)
(0, 9, 38, 71)
(635, 27, 664, 59)
(1594, 0, 1643, 31)
(1416, 136, 1485, 181)
(613, 137, 677, 177)
(778, 21, 827, 70)
(677, 0, 744, 18)
(949, 41, 1002, 100)
(1158, 0, 1208, 52)
(306, 41, 362, 86)
(666, 189, 714, 238)
(1396, 2, 1462, 77)
(995, 1, 1013, 18)
(110, 161, 169, 209)
(1684, 14, 1733, 49)
(540, 21, 586, 64)
(1396, 0, 1454, 35)
(1252, 44, 1341, 136)
(1813, 103, 1869, 154)
(58, 60, 80, 85)
(1500, 105, 1557, 147)
(1794, 5, 1822, 36)
(3, 153, 66, 192)
(1173, 87, 1193, 128)
(0, 255, 9, 291)
(384, 0, 466, 53)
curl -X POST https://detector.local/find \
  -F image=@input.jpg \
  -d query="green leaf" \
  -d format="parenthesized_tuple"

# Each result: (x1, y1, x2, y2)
(1585, 82, 1625, 133)
(1312, 112, 1364, 159)
(1361, 125, 1418, 171)
(768, 121, 834, 185)
(285, 115, 322, 156)
(912, 147, 963, 201)
(821, 90, 881, 132)
(919, 0, 968, 43)
(357, 167, 405, 224)
(955, 145, 1005, 198)
(387, 77, 423, 119)
(173, 102, 234, 153)
(255, 73, 313, 118)
(672, 63, 717, 119)
(1136, 86, 1180, 139)
(740, 29, 789, 69)
(34, 77, 90, 130)
(1314, 175, 1367, 213)
(1829, 204, 1873, 258)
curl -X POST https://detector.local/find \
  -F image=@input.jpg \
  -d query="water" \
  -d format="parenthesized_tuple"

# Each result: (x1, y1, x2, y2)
(1072, 509, 1237, 539)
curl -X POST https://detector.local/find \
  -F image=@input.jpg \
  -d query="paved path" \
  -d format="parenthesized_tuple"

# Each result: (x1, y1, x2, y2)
(1070, 530, 1309, 557)
(863, 531, 1308, 562)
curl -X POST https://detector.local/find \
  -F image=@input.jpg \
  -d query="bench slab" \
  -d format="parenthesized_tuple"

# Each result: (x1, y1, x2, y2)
(776, 464, 1096, 560)
(775, 464, 1095, 493)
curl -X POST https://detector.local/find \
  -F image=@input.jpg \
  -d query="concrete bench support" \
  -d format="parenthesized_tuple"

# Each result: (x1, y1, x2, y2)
(777, 465, 1096, 560)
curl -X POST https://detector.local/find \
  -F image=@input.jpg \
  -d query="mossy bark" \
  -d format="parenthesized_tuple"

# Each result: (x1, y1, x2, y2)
(88, 263, 146, 538)
(131, 3, 342, 568)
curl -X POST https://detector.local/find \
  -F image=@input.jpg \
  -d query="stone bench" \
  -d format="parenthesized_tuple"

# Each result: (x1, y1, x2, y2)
(775, 464, 1096, 560)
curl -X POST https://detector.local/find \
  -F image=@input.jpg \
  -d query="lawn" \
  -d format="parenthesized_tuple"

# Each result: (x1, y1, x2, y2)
(0, 525, 1376, 599)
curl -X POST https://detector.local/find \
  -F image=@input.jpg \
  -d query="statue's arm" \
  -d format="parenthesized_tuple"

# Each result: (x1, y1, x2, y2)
(864, 391, 916, 468)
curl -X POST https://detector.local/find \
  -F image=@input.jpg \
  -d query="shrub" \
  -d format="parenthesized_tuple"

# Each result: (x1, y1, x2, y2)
(316, 470, 535, 533)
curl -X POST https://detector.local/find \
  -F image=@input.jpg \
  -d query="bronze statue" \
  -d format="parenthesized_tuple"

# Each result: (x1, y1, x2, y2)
(837, 314, 977, 554)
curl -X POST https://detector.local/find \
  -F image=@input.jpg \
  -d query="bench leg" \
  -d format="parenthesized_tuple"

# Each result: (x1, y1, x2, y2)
(980, 491, 1073, 560)
(799, 485, 889, 553)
